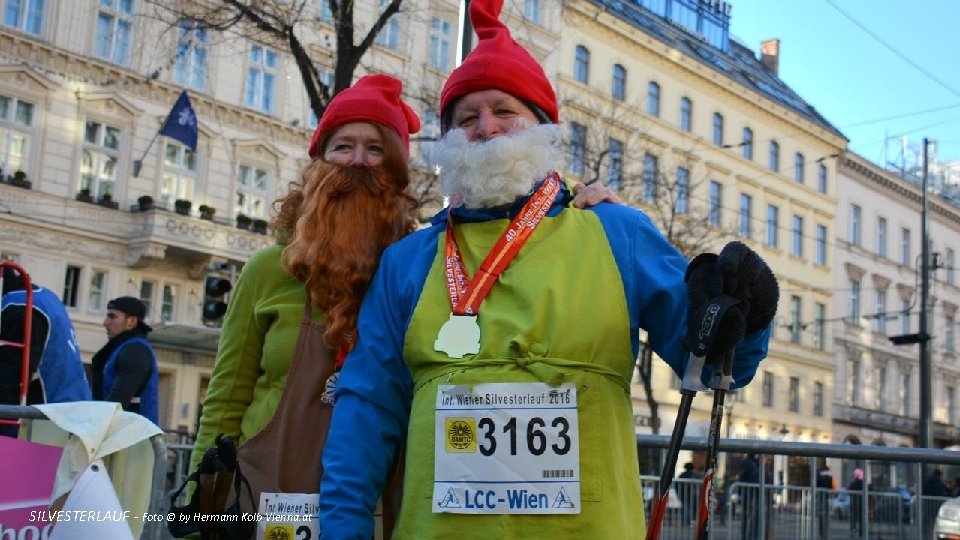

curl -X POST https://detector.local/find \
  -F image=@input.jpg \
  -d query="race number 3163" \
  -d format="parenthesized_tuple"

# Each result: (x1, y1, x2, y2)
(444, 416, 571, 456)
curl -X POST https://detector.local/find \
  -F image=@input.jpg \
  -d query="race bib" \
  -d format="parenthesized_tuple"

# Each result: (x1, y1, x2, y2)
(433, 382, 580, 514)
(256, 492, 319, 540)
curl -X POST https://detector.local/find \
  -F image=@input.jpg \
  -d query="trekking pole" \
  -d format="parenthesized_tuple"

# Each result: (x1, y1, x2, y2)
(695, 349, 735, 540)
(645, 296, 740, 540)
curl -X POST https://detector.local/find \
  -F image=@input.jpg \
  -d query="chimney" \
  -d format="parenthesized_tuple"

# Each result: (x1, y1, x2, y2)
(759, 39, 780, 75)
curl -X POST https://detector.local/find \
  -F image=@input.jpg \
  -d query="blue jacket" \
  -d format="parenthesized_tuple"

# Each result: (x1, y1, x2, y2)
(103, 336, 159, 424)
(2, 286, 91, 403)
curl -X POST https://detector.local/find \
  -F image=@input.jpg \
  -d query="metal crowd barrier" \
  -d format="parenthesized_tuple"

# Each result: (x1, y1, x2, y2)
(131, 430, 960, 539)
(638, 433, 960, 539)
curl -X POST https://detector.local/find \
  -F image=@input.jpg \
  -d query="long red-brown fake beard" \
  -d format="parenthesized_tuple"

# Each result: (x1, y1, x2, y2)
(282, 160, 416, 349)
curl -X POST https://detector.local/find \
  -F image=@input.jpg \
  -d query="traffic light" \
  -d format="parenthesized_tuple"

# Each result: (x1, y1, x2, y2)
(202, 275, 232, 325)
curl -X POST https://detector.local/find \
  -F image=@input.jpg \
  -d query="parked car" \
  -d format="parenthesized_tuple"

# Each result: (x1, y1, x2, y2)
(934, 496, 960, 540)
(831, 492, 850, 519)
(873, 487, 914, 524)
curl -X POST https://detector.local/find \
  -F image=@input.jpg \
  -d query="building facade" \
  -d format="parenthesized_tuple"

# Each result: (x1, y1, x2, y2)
(833, 152, 960, 486)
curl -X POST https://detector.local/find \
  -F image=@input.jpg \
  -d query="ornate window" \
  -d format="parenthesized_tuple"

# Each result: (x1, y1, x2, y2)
(236, 163, 269, 219)
(574, 45, 590, 84)
(95, 0, 133, 65)
(4, 0, 44, 34)
(611, 64, 626, 101)
(175, 21, 209, 90)
(161, 142, 197, 209)
(429, 17, 451, 71)
(646, 81, 660, 117)
(245, 45, 278, 113)
(81, 120, 121, 200)
(0, 94, 34, 177)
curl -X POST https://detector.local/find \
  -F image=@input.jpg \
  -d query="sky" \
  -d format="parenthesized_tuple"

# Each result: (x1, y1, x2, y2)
(727, 0, 960, 169)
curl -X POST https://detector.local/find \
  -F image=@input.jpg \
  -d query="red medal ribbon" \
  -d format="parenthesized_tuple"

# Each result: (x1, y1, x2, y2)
(443, 174, 562, 316)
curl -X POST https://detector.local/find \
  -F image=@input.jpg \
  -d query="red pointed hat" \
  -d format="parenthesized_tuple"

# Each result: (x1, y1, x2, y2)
(308, 74, 421, 158)
(440, 0, 558, 123)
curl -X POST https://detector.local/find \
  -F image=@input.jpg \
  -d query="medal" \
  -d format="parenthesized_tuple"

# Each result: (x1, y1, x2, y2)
(436, 175, 561, 359)
(434, 313, 481, 358)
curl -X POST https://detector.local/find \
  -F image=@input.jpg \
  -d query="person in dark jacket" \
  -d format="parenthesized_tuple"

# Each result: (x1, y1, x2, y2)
(923, 468, 948, 538)
(815, 465, 833, 539)
(739, 454, 761, 540)
(1, 264, 91, 436)
(848, 468, 864, 539)
(91, 296, 159, 424)
(678, 462, 701, 526)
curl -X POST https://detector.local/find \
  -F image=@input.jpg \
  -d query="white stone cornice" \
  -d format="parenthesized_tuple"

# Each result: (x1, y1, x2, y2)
(0, 63, 59, 91)
(77, 91, 142, 118)
(126, 241, 167, 268)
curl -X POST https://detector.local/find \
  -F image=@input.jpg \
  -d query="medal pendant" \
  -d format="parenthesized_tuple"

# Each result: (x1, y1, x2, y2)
(434, 313, 481, 358)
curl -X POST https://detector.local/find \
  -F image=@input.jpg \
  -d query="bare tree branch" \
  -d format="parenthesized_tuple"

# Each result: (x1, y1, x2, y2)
(143, 0, 407, 122)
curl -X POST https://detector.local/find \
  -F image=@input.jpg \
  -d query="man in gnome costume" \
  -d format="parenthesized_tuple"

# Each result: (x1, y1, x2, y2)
(318, 0, 778, 538)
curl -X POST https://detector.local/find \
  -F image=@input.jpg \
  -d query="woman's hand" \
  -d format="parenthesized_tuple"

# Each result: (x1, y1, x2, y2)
(571, 182, 621, 208)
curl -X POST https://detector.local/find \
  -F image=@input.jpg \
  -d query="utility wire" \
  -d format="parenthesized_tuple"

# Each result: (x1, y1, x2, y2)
(840, 103, 960, 129)
(824, 0, 960, 101)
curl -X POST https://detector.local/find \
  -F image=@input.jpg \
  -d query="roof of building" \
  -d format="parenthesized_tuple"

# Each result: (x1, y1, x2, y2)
(590, 0, 847, 141)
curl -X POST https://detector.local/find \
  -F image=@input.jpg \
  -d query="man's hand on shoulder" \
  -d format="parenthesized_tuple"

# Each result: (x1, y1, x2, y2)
(571, 182, 621, 208)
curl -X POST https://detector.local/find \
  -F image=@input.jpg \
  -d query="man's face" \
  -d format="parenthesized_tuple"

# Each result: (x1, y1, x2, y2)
(449, 89, 539, 142)
(104, 309, 137, 338)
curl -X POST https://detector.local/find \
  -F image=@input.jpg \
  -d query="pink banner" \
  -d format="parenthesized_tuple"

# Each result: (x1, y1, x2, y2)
(0, 436, 62, 538)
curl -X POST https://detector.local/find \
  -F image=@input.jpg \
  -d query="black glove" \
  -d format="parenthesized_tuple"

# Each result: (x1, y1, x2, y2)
(716, 241, 779, 334)
(684, 242, 779, 361)
(684, 252, 747, 361)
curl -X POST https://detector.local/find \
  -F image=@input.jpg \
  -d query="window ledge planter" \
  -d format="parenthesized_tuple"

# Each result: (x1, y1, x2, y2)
(174, 199, 192, 216)
(75, 190, 94, 203)
(9, 172, 31, 189)
(236, 214, 252, 230)
(198, 205, 216, 220)
(251, 218, 269, 235)
(98, 197, 119, 209)
(137, 195, 154, 212)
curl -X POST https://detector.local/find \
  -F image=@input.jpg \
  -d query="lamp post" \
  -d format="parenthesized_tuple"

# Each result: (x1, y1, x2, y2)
(919, 138, 933, 450)
(888, 138, 934, 450)
(779, 424, 790, 490)
(456, 1, 473, 65)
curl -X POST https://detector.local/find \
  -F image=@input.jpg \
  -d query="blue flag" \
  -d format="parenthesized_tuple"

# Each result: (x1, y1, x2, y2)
(159, 90, 198, 151)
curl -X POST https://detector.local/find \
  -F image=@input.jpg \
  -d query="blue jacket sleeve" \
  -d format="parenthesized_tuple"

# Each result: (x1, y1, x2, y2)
(319, 239, 424, 539)
(593, 203, 770, 389)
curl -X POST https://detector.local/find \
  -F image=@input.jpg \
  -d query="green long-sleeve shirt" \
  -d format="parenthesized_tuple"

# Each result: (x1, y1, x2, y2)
(190, 244, 323, 473)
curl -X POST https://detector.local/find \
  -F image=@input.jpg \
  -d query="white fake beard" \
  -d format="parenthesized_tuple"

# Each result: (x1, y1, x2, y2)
(435, 123, 563, 209)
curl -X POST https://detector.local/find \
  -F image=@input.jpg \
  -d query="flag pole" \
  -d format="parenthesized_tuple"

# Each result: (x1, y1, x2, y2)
(134, 89, 197, 177)
(132, 131, 161, 178)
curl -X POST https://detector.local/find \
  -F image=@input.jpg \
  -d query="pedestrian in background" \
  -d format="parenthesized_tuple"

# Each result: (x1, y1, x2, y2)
(1, 264, 90, 436)
(92, 296, 159, 423)
(678, 461, 701, 526)
(815, 465, 833, 540)
(923, 468, 948, 538)
(739, 454, 762, 540)
(848, 467, 864, 539)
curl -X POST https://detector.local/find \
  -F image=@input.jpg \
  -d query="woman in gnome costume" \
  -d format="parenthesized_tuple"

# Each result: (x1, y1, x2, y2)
(188, 74, 422, 528)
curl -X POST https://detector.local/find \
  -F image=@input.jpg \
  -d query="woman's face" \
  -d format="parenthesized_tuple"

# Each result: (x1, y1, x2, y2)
(323, 122, 385, 167)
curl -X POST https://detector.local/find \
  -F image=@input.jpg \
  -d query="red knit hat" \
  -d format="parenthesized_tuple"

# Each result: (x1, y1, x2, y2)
(308, 74, 421, 158)
(440, 0, 558, 125)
